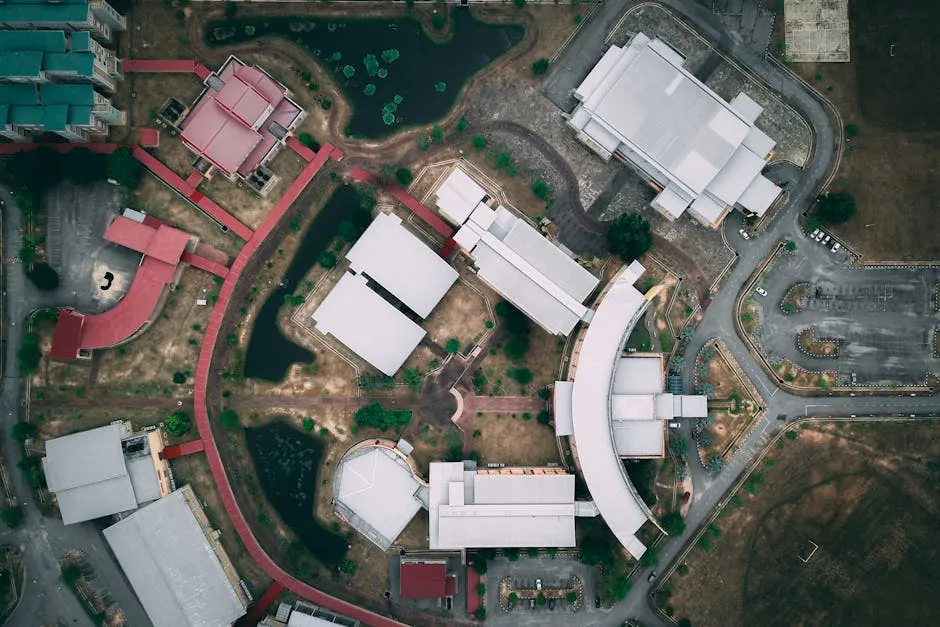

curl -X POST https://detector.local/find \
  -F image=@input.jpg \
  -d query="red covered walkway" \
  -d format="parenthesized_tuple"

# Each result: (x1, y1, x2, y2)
(193, 144, 406, 627)
(348, 167, 455, 239)
(286, 135, 317, 163)
(161, 439, 205, 459)
(132, 147, 254, 241)
(120, 59, 211, 80)
(181, 251, 229, 279)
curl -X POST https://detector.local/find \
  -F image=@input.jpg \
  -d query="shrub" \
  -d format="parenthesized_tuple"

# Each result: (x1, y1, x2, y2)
(17, 332, 42, 375)
(670, 436, 688, 457)
(607, 213, 652, 263)
(844, 123, 860, 138)
(785, 240, 797, 251)
(537, 410, 551, 425)
(403, 368, 424, 392)
(508, 591, 518, 603)
(164, 411, 191, 437)
(494, 300, 530, 336)
(786, 430, 798, 440)
(640, 548, 659, 567)
(431, 125, 444, 143)
(219, 409, 239, 428)
(320, 98, 332, 111)
(456, 116, 468, 132)
(298, 133, 318, 150)
(505, 547, 520, 561)
(532, 57, 550, 75)
(472, 135, 487, 150)
(355, 402, 412, 431)
(11, 421, 36, 443)
(395, 167, 413, 187)
(302, 417, 315, 432)
(318, 251, 337, 269)
(476, 583, 486, 596)
(504, 336, 530, 360)
(566, 591, 578, 603)
(705, 454, 725, 474)
(532, 180, 549, 199)
(444, 338, 460, 355)
(172, 372, 186, 384)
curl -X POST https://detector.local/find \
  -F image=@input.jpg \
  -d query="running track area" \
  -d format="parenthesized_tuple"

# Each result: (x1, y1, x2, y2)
(193, 144, 406, 627)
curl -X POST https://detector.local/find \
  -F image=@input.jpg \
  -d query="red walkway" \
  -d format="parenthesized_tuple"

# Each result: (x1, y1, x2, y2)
(193, 144, 406, 627)
(286, 135, 317, 163)
(132, 147, 254, 240)
(120, 59, 211, 80)
(239, 581, 284, 626)
(348, 167, 455, 238)
(0, 143, 124, 155)
(161, 439, 205, 459)
(181, 251, 229, 279)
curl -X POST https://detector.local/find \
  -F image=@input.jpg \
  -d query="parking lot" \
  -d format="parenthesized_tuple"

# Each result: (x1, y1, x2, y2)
(42, 181, 140, 313)
(483, 555, 610, 627)
(752, 228, 940, 386)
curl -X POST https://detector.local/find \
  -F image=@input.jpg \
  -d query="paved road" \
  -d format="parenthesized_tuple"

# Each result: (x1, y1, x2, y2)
(0, 185, 152, 627)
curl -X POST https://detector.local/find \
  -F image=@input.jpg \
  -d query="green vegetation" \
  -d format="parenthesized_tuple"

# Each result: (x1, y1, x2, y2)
(10, 422, 36, 443)
(607, 213, 653, 263)
(456, 116, 468, 132)
(785, 240, 797, 251)
(17, 332, 42, 375)
(302, 418, 315, 433)
(0, 506, 22, 530)
(318, 251, 337, 269)
(532, 180, 550, 200)
(395, 167, 413, 187)
(444, 338, 460, 355)
(402, 368, 424, 392)
(844, 123, 860, 138)
(434, 81, 447, 93)
(532, 58, 550, 75)
(816, 192, 857, 224)
(354, 402, 412, 431)
(661, 510, 687, 535)
(106, 147, 144, 189)
(472, 135, 487, 150)
(580, 522, 632, 603)
(219, 409, 240, 428)
(431, 13, 446, 30)
(298, 133, 318, 150)
(566, 591, 578, 603)
(164, 411, 191, 437)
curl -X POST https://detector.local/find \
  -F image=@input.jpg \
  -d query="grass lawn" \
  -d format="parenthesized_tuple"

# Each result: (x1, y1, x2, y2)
(665, 420, 940, 626)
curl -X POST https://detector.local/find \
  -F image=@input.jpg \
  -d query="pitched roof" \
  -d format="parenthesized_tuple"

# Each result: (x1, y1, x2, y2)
(400, 562, 447, 599)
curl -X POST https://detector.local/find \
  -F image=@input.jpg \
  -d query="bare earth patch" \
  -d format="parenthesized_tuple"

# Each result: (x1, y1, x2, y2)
(470, 413, 559, 467)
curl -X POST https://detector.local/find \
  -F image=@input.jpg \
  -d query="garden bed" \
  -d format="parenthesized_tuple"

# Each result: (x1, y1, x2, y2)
(797, 327, 840, 358)
(780, 282, 809, 314)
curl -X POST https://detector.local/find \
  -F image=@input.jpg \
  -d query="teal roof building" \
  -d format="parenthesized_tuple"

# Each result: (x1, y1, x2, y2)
(0, 0, 125, 44)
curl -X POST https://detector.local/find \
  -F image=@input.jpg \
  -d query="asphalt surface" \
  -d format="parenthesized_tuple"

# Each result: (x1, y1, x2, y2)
(0, 185, 152, 627)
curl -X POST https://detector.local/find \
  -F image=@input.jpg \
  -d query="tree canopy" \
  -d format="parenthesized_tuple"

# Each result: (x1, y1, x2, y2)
(606, 213, 652, 263)
(106, 147, 144, 188)
(661, 510, 687, 535)
(165, 411, 191, 437)
(354, 401, 412, 431)
(26, 263, 59, 290)
(816, 192, 856, 224)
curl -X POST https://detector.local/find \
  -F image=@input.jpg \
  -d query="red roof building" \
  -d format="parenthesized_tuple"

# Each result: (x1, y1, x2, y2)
(180, 56, 305, 179)
(399, 560, 456, 600)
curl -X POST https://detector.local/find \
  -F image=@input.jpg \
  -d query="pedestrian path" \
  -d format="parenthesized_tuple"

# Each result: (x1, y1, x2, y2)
(120, 59, 211, 80)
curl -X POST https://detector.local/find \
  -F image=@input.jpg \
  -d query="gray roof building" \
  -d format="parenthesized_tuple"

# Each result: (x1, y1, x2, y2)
(42, 423, 161, 525)
(568, 33, 781, 228)
(103, 486, 248, 627)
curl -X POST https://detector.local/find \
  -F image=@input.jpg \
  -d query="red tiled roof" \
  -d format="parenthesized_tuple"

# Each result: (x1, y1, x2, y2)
(50, 309, 85, 361)
(467, 568, 481, 614)
(215, 75, 272, 128)
(146, 225, 190, 265)
(103, 215, 156, 253)
(445, 575, 457, 597)
(400, 562, 447, 599)
(139, 128, 159, 148)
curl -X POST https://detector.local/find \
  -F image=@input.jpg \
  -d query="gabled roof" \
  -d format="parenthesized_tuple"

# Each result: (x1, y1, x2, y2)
(400, 562, 448, 599)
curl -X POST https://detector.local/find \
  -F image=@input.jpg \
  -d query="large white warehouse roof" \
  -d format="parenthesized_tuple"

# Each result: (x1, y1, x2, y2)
(345, 211, 458, 318)
(313, 272, 425, 376)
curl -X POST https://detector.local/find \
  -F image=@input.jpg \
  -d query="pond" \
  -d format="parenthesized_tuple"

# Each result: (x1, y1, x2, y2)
(244, 185, 370, 381)
(245, 420, 348, 565)
(205, 9, 524, 138)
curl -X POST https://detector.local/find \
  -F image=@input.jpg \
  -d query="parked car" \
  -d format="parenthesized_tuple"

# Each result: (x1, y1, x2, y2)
(669, 422, 681, 428)
(536, 578, 542, 591)
(815, 231, 826, 241)
(548, 598, 556, 610)
(822, 235, 831, 245)
(831, 242, 841, 252)
(810, 228, 821, 238)
(595, 595, 601, 608)
(755, 287, 768, 296)
(648, 571, 658, 583)
(739, 228, 750, 240)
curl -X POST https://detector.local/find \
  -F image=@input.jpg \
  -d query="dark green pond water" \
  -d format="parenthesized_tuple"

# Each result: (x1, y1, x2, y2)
(204, 10, 524, 138)
(244, 186, 370, 381)
(245, 421, 348, 565)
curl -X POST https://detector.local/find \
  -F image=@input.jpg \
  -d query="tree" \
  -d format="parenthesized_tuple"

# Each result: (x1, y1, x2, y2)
(678, 619, 693, 627)
(16, 332, 42, 375)
(10, 421, 36, 443)
(537, 592, 547, 605)
(354, 402, 412, 431)
(668, 354, 685, 375)
(495, 152, 512, 170)
(172, 371, 187, 384)
(60, 563, 82, 586)
(165, 411, 191, 437)
(106, 147, 143, 188)
(298, 133, 318, 150)
(504, 335, 530, 360)
(532, 58, 550, 75)
(507, 367, 532, 385)
(395, 167, 413, 187)
(700, 346, 716, 361)
(219, 409, 240, 428)
(472, 135, 487, 150)
(26, 263, 59, 290)
(505, 547, 520, 561)
(537, 410, 551, 425)
(472, 559, 487, 575)
(62, 149, 106, 185)
(640, 548, 659, 567)
(696, 382, 715, 398)
(661, 510, 686, 535)
(566, 591, 578, 603)
(696, 430, 714, 448)
(606, 213, 652, 263)
(532, 180, 549, 199)
(669, 436, 688, 457)
(0, 506, 22, 530)
(318, 251, 337, 269)
(816, 192, 856, 224)
(474, 608, 486, 621)
(476, 583, 486, 596)
(456, 116, 468, 132)
(515, 0, 528, 7)
(444, 338, 460, 355)
(785, 240, 797, 251)
(431, 13, 445, 30)
(508, 591, 518, 603)
(494, 300, 529, 336)
(302, 417, 315, 432)
(338, 559, 357, 575)
(578, 534, 609, 566)
(705, 454, 725, 474)
(403, 368, 424, 392)
(680, 326, 694, 342)
(844, 123, 860, 138)
(431, 125, 444, 143)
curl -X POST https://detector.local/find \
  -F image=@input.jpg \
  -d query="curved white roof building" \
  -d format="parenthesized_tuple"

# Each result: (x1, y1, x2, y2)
(564, 262, 656, 558)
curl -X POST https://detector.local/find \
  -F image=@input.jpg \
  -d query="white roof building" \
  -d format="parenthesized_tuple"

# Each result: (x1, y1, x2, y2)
(435, 167, 600, 336)
(332, 444, 426, 551)
(345, 211, 458, 318)
(313, 272, 426, 376)
(42, 423, 162, 525)
(568, 33, 781, 228)
(428, 462, 584, 550)
(552, 262, 709, 558)
(103, 486, 247, 627)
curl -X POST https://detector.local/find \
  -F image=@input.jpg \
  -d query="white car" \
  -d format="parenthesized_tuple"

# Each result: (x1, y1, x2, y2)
(536, 579, 542, 591)
(810, 228, 821, 238)
(831, 242, 841, 252)
(815, 231, 826, 241)
(822, 235, 831, 245)
(755, 287, 768, 296)
(739, 228, 750, 240)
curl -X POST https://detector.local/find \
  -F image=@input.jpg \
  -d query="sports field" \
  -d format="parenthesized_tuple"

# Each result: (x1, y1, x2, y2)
(664, 421, 940, 626)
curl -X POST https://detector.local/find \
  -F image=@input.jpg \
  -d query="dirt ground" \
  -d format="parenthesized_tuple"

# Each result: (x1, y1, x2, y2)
(666, 420, 940, 626)
(423, 279, 491, 352)
(31, 405, 170, 443)
(773, 358, 837, 389)
(780, 1, 940, 261)
(169, 453, 273, 594)
(475, 324, 563, 397)
(700, 343, 760, 459)
(469, 413, 560, 467)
